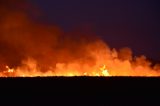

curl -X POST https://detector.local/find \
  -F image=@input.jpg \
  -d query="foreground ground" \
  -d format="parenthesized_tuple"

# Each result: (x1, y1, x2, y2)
(0, 77, 159, 105)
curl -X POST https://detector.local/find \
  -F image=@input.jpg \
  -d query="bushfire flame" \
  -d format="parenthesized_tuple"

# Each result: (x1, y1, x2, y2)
(0, 1, 160, 77)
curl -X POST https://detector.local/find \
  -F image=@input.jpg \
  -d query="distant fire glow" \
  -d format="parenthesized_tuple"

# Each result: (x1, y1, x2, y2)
(0, 1, 160, 77)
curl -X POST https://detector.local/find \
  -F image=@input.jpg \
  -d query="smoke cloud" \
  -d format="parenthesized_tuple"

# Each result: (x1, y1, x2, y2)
(0, 1, 100, 71)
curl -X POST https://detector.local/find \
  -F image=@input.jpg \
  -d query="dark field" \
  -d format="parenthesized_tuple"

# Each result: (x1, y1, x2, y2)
(0, 77, 160, 105)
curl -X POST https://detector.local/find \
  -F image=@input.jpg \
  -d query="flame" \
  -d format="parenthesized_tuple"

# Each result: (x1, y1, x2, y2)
(1, 44, 160, 77)
(0, 63, 110, 77)
(100, 65, 110, 76)
(0, 1, 160, 77)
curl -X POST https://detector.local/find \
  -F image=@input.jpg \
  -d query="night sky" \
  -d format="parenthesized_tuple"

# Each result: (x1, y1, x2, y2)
(30, 0, 160, 60)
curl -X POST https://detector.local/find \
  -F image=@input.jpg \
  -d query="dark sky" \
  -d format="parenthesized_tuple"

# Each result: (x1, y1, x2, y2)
(30, 0, 160, 60)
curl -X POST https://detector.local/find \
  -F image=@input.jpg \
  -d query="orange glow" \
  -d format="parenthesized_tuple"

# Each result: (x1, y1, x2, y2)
(0, 42, 160, 77)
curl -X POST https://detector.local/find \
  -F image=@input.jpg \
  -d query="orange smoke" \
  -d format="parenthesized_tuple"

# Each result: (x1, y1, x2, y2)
(0, 1, 160, 77)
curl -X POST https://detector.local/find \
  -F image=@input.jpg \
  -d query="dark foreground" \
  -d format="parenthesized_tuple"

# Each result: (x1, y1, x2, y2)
(0, 77, 160, 105)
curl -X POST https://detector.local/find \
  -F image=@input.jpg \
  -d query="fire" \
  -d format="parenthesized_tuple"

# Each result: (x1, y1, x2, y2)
(0, 63, 110, 77)
(6, 66, 14, 73)
(0, 1, 160, 77)
(101, 65, 110, 76)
